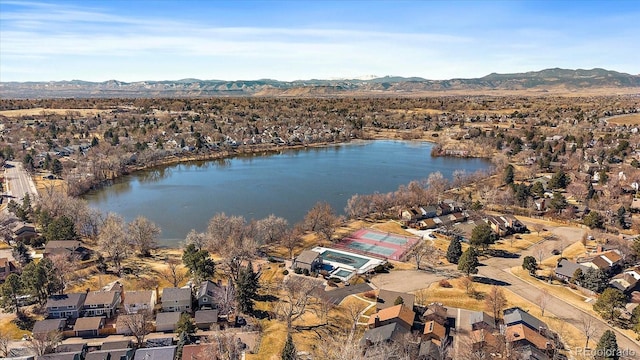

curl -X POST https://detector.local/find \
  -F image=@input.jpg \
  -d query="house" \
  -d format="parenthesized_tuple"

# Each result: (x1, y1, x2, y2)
(0, 257, 19, 282)
(505, 324, 554, 353)
(580, 251, 622, 274)
(196, 280, 224, 309)
(82, 290, 121, 318)
(367, 304, 415, 331)
(115, 314, 143, 335)
(470, 329, 501, 354)
(36, 351, 84, 360)
(46, 293, 87, 319)
(161, 287, 192, 312)
(423, 320, 446, 344)
(534, 198, 546, 212)
(376, 289, 415, 311)
(503, 307, 548, 333)
(469, 311, 495, 330)
(503, 215, 527, 233)
(422, 206, 438, 219)
(43, 241, 91, 260)
(155, 312, 182, 332)
(400, 208, 422, 223)
(422, 303, 447, 325)
(32, 319, 66, 337)
(123, 290, 157, 314)
(292, 250, 321, 272)
(85, 348, 134, 360)
(194, 309, 219, 330)
(418, 340, 441, 360)
(73, 316, 105, 337)
(610, 273, 639, 293)
(101, 340, 133, 350)
(180, 344, 207, 360)
(12, 223, 37, 242)
(133, 345, 176, 360)
(55, 343, 88, 355)
(359, 322, 409, 348)
(554, 259, 589, 283)
(486, 216, 508, 237)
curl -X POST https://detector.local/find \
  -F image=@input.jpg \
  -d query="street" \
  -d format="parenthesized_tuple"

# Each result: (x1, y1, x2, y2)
(3, 160, 38, 205)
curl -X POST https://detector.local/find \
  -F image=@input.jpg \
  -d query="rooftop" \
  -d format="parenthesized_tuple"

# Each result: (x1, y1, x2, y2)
(367, 304, 414, 328)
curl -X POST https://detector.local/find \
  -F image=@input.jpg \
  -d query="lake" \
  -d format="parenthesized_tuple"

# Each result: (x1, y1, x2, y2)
(84, 140, 491, 244)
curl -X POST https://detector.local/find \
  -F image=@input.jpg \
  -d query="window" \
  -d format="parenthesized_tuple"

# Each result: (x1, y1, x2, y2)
(51, 306, 58, 310)
(203, 298, 208, 302)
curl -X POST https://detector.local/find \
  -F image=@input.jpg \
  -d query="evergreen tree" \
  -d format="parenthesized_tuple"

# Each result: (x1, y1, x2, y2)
(236, 262, 259, 314)
(582, 268, 608, 293)
(175, 313, 196, 335)
(181, 244, 216, 284)
(12, 242, 32, 266)
(174, 330, 190, 360)
(503, 164, 515, 185)
(446, 236, 462, 264)
(458, 247, 479, 276)
(531, 181, 545, 198)
(281, 333, 296, 360)
(521, 256, 538, 275)
(0, 273, 24, 315)
(593, 288, 626, 321)
(470, 223, 497, 251)
(595, 330, 619, 360)
(45, 216, 77, 241)
(583, 211, 604, 229)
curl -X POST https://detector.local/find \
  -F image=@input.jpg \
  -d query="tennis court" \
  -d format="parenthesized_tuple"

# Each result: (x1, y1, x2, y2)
(334, 228, 420, 261)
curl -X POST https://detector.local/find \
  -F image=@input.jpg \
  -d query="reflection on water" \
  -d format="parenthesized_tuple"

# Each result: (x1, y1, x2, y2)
(84, 140, 491, 245)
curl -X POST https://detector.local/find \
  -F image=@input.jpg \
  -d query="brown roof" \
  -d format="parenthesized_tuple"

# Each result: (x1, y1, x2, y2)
(44, 240, 81, 250)
(471, 329, 500, 351)
(505, 324, 552, 350)
(84, 291, 119, 306)
(367, 304, 414, 328)
(181, 344, 206, 360)
(423, 320, 446, 340)
(602, 251, 622, 264)
(590, 256, 610, 270)
(74, 317, 105, 331)
(295, 250, 320, 264)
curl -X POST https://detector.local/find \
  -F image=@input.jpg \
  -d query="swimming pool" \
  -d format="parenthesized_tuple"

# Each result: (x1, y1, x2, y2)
(320, 249, 370, 269)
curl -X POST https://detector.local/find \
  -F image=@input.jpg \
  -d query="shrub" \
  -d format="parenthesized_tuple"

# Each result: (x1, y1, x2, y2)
(294, 267, 303, 274)
(282, 269, 289, 275)
(439, 279, 452, 288)
(303, 269, 310, 276)
(363, 290, 376, 299)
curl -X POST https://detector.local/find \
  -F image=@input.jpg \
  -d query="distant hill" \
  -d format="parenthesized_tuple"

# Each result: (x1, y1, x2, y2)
(1, 68, 638, 98)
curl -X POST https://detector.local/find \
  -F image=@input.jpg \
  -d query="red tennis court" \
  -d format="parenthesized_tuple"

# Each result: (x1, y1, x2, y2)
(333, 228, 420, 261)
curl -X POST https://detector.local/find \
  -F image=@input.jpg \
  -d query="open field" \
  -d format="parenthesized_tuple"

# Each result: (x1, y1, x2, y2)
(606, 113, 640, 125)
(0, 108, 110, 118)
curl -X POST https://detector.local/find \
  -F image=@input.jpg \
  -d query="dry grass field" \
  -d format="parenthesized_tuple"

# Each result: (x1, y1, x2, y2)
(0, 108, 109, 118)
(606, 113, 640, 125)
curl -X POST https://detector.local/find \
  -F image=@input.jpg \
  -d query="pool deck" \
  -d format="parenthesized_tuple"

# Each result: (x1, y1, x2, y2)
(313, 246, 386, 274)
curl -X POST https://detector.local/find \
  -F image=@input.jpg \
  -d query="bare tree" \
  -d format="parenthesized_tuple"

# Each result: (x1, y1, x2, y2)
(534, 246, 547, 264)
(202, 332, 243, 360)
(184, 229, 207, 250)
(128, 216, 161, 256)
(27, 331, 62, 356)
(254, 214, 288, 246)
(206, 213, 257, 283)
(345, 194, 371, 219)
(343, 299, 368, 333)
(276, 276, 320, 330)
(485, 285, 507, 325)
(579, 314, 596, 349)
(0, 332, 9, 358)
(121, 311, 153, 347)
(214, 281, 236, 318)
(461, 276, 474, 296)
(97, 213, 130, 274)
(314, 293, 335, 324)
(49, 253, 77, 294)
(303, 201, 341, 241)
(281, 225, 304, 259)
(537, 289, 551, 317)
(160, 257, 187, 288)
(410, 241, 439, 270)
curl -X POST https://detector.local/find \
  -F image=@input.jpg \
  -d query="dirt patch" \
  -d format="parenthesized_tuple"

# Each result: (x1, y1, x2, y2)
(371, 270, 445, 292)
(606, 113, 640, 125)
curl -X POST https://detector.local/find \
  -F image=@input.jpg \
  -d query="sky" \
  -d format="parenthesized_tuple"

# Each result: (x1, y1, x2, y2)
(0, 0, 639, 82)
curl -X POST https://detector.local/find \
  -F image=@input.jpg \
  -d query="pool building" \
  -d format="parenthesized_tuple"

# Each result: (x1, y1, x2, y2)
(292, 247, 387, 282)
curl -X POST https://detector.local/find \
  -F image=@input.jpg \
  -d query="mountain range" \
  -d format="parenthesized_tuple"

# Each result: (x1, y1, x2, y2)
(1, 68, 639, 98)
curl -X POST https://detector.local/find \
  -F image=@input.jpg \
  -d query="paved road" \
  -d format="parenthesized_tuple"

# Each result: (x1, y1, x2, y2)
(4, 161, 38, 204)
(320, 283, 374, 305)
(478, 234, 640, 359)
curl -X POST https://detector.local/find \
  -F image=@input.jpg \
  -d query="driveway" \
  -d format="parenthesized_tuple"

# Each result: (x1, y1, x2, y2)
(371, 270, 446, 293)
(320, 283, 374, 305)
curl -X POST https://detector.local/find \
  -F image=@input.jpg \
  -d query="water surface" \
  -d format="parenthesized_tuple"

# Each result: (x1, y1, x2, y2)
(84, 141, 491, 244)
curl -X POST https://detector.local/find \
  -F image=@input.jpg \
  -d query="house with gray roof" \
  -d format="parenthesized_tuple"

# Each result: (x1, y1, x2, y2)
(161, 287, 192, 312)
(36, 352, 83, 360)
(554, 259, 589, 283)
(32, 319, 66, 337)
(195, 309, 219, 330)
(73, 316, 105, 337)
(292, 250, 321, 272)
(503, 307, 548, 332)
(469, 311, 495, 330)
(359, 322, 409, 347)
(155, 312, 182, 332)
(123, 290, 157, 314)
(196, 280, 224, 309)
(46, 293, 87, 319)
(85, 348, 134, 360)
(82, 290, 121, 318)
(133, 346, 177, 360)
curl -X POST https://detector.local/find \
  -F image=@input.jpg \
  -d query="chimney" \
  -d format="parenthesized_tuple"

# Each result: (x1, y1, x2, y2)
(118, 282, 125, 306)
(373, 315, 380, 328)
